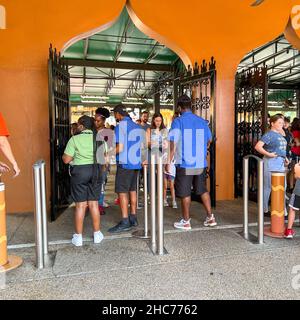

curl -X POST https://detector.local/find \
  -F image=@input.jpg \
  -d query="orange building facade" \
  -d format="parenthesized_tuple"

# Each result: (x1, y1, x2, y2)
(0, 0, 299, 213)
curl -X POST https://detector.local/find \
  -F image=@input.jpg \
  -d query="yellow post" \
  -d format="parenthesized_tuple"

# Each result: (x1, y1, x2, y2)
(264, 172, 285, 238)
(0, 181, 22, 273)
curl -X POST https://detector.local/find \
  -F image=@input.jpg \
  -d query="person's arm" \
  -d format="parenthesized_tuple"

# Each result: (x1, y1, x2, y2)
(295, 163, 300, 179)
(114, 124, 124, 155)
(207, 125, 213, 155)
(0, 136, 20, 177)
(294, 137, 300, 146)
(115, 142, 124, 155)
(146, 127, 151, 149)
(62, 154, 73, 164)
(255, 140, 276, 158)
(62, 137, 75, 164)
(166, 121, 179, 173)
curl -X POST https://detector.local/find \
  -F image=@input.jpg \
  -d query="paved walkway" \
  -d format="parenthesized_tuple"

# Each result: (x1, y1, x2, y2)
(1, 169, 300, 300)
(1, 226, 300, 299)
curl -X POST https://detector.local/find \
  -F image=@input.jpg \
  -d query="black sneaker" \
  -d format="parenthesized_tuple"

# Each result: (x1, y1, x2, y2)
(129, 214, 138, 227)
(264, 211, 271, 217)
(108, 220, 132, 233)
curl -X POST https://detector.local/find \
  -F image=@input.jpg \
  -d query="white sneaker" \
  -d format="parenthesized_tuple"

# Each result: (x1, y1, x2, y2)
(172, 202, 178, 209)
(164, 199, 169, 207)
(71, 234, 83, 247)
(174, 218, 191, 230)
(94, 231, 104, 244)
(103, 201, 109, 208)
(204, 214, 217, 227)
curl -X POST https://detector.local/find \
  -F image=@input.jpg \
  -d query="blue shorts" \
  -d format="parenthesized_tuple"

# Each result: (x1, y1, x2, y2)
(164, 174, 175, 181)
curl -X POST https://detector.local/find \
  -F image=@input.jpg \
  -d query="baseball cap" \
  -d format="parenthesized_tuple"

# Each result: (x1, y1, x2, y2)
(113, 104, 128, 116)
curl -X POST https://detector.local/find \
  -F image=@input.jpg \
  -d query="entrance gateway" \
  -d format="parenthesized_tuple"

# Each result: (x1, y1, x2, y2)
(48, 48, 217, 220)
(235, 34, 300, 201)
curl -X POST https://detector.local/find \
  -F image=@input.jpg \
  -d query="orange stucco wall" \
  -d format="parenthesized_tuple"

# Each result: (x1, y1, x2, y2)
(0, 0, 299, 213)
(0, 0, 126, 213)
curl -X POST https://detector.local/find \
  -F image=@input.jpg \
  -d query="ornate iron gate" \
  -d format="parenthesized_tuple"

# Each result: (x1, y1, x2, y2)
(234, 67, 268, 200)
(178, 58, 217, 207)
(48, 45, 71, 221)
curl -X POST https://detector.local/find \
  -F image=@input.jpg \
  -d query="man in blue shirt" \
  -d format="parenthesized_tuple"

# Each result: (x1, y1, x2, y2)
(167, 95, 217, 230)
(108, 104, 144, 233)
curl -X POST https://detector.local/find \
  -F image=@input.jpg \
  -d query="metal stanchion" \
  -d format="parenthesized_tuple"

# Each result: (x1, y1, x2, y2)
(136, 170, 141, 209)
(33, 163, 44, 269)
(133, 149, 167, 255)
(0, 180, 22, 273)
(243, 157, 249, 240)
(40, 162, 48, 256)
(132, 165, 150, 239)
(157, 154, 165, 255)
(258, 160, 264, 244)
(242, 155, 264, 244)
(33, 160, 49, 269)
(150, 152, 156, 254)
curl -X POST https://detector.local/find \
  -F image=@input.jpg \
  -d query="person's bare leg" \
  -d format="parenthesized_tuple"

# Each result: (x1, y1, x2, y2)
(287, 207, 296, 229)
(289, 168, 295, 190)
(88, 200, 100, 232)
(119, 193, 129, 219)
(200, 192, 212, 217)
(163, 178, 168, 201)
(170, 180, 176, 203)
(74, 201, 87, 234)
(181, 196, 191, 221)
(129, 191, 137, 216)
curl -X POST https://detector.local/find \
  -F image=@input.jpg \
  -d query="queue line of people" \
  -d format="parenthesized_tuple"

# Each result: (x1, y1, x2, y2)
(255, 114, 300, 239)
(63, 95, 217, 246)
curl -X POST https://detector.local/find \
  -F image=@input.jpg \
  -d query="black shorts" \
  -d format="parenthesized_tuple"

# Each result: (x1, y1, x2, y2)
(289, 193, 300, 211)
(70, 164, 103, 203)
(175, 167, 208, 198)
(115, 165, 139, 193)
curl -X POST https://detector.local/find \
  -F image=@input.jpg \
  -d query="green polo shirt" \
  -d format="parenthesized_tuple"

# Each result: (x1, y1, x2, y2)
(64, 130, 94, 165)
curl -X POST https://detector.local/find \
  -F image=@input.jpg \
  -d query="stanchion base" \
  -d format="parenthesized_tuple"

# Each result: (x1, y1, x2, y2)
(0, 256, 23, 273)
(238, 231, 261, 244)
(264, 227, 285, 239)
(132, 229, 150, 239)
(148, 244, 168, 255)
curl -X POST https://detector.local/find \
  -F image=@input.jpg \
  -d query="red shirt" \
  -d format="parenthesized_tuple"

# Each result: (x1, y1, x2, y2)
(0, 113, 9, 137)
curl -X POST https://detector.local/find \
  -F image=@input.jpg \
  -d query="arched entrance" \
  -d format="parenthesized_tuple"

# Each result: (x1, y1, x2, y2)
(235, 33, 300, 200)
(48, 7, 217, 220)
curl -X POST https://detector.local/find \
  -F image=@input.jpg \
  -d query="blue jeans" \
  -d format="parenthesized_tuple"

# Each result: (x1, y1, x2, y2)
(263, 157, 285, 212)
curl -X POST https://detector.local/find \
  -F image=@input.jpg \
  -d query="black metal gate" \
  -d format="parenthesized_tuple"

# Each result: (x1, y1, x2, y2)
(234, 67, 268, 200)
(178, 58, 217, 207)
(48, 45, 72, 221)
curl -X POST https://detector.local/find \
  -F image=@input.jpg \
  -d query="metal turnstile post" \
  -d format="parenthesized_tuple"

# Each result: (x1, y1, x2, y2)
(242, 155, 264, 244)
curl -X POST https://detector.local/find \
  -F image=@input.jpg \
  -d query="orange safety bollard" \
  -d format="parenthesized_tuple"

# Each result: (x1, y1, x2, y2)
(0, 181, 22, 273)
(264, 172, 285, 238)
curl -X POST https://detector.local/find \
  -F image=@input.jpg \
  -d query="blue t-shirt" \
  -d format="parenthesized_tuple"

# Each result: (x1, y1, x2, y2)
(168, 111, 212, 169)
(115, 117, 143, 170)
(260, 130, 287, 158)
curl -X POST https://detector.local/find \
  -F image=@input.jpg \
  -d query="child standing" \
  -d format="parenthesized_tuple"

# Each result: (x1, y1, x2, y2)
(164, 159, 177, 208)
